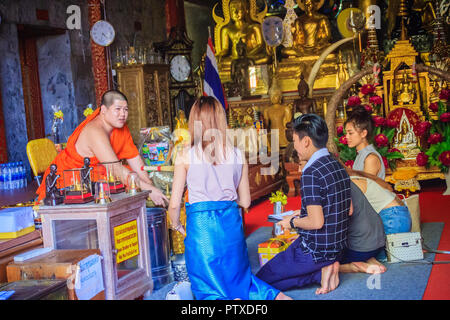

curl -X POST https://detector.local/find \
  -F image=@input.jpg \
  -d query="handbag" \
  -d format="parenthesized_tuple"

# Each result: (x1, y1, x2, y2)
(385, 232, 424, 263)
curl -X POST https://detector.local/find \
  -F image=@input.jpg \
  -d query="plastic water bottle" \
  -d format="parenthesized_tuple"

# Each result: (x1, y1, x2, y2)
(12, 162, 18, 189)
(19, 161, 26, 188)
(0, 164, 4, 190)
(5, 163, 11, 190)
(1, 164, 7, 190)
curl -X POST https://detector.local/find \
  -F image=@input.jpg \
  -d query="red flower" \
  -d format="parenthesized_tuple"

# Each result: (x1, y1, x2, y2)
(373, 116, 386, 127)
(345, 160, 354, 168)
(382, 156, 389, 169)
(416, 152, 429, 166)
(439, 151, 450, 166)
(440, 112, 450, 122)
(337, 126, 344, 135)
(364, 104, 373, 114)
(369, 95, 383, 105)
(388, 148, 400, 153)
(416, 121, 431, 136)
(375, 133, 389, 147)
(361, 84, 376, 95)
(439, 89, 450, 101)
(339, 135, 348, 145)
(429, 102, 439, 112)
(347, 96, 361, 107)
(428, 133, 443, 144)
(386, 119, 399, 128)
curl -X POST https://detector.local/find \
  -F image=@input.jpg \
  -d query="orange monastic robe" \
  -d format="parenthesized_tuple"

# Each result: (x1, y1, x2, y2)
(36, 108, 139, 202)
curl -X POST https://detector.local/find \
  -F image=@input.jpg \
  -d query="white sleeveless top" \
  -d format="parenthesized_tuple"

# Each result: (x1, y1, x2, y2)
(350, 176, 395, 213)
(186, 146, 243, 204)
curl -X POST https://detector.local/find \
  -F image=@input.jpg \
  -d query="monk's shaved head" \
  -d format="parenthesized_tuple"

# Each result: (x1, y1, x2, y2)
(101, 90, 128, 107)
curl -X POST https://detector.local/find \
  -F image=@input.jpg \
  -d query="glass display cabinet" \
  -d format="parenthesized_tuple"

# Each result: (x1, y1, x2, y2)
(63, 168, 94, 204)
(93, 161, 126, 194)
(39, 191, 152, 300)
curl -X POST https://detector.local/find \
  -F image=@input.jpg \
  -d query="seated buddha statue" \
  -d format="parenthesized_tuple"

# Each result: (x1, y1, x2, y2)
(263, 78, 292, 148)
(215, 0, 270, 69)
(394, 112, 421, 159)
(230, 38, 255, 97)
(282, 0, 332, 57)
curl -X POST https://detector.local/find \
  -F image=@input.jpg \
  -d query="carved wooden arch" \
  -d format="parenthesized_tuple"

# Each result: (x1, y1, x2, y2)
(325, 63, 450, 155)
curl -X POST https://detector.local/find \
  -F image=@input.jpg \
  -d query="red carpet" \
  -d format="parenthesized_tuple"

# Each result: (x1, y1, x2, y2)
(244, 181, 450, 300)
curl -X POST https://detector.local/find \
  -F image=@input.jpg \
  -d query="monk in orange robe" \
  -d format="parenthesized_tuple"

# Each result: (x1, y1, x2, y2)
(36, 90, 168, 206)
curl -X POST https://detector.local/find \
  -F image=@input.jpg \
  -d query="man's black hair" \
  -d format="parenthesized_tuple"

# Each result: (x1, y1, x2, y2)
(101, 90, 128, 107)
(293, 113, 328, 148)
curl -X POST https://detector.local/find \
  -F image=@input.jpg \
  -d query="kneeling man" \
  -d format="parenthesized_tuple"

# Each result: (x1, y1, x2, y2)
(256, 114, 351, 294)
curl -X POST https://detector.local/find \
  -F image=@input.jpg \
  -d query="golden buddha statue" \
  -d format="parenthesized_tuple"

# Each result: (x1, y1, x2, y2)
(213, 0, 270, 71)
(263, 78, 292, 148)
(281, 0, 331, 57)
(394, 111, 421, 160)
(396, 72, 417, 105)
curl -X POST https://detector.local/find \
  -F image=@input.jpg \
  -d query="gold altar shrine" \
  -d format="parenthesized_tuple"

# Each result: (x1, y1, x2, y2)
(210, 0, 448, 192)
(379, 25, 446, 184)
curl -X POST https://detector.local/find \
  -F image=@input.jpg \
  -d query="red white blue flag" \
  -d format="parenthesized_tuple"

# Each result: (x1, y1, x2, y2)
(203, 37, 228, 110)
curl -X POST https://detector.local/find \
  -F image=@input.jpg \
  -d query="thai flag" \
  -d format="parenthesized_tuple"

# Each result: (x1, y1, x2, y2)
(203, 37, 228, 110)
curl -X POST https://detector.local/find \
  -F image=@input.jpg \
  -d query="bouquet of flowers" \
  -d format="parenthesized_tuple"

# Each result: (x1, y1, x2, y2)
(269, 190, 288, 206)
(83, 103, 94, 117)
(416, 89, 450, 173)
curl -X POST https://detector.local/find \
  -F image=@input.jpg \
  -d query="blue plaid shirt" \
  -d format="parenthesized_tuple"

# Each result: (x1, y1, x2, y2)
(298, 152, 351, 263)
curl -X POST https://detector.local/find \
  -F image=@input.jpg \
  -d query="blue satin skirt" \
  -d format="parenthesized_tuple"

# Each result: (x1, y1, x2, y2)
(184, 200, 280, 300)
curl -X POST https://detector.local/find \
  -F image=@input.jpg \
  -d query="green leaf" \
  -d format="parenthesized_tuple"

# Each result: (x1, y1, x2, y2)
(385, 128, 396, 142)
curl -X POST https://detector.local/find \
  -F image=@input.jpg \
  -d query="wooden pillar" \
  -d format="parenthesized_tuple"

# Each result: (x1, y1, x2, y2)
(165, 0, 187, 36)
(88, 0, 110, 107)
(0, 93, 7, 163)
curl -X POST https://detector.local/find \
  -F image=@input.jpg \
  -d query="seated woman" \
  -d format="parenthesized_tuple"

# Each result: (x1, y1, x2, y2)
(340, 177, 387, 274)
(345, 107, 385, 179)
(346, 168, 412, 262)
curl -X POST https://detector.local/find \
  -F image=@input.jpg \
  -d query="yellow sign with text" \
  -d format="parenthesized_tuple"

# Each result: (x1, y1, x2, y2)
(114, 220, 139, 264)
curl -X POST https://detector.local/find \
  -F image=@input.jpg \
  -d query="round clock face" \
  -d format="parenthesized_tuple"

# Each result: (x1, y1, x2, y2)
(90, 20, 115, 47)
(170, 55, 191, 82)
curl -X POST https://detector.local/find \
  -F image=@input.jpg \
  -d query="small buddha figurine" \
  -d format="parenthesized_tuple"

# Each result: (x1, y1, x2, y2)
(292, 74, 316, 119)
(281, 0, 332, 57)
(263, 78, 292, 148)
(396, 73, 416, 105)
(44, 164, 63, 206)
(230, 38, 255, 97)
(215, 0, 270, 68)
(394, 112, 421, 159)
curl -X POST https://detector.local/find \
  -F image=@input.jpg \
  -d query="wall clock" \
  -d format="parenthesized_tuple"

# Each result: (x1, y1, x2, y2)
(170, 55, 192, 82)
(90, 20, 115, 46)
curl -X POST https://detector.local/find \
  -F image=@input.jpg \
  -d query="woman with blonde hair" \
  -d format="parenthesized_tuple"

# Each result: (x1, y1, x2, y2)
(168, 96, 291, 300)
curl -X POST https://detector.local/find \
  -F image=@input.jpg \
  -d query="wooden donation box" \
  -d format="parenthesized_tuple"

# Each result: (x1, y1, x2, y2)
(38, 191, 152, 300)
